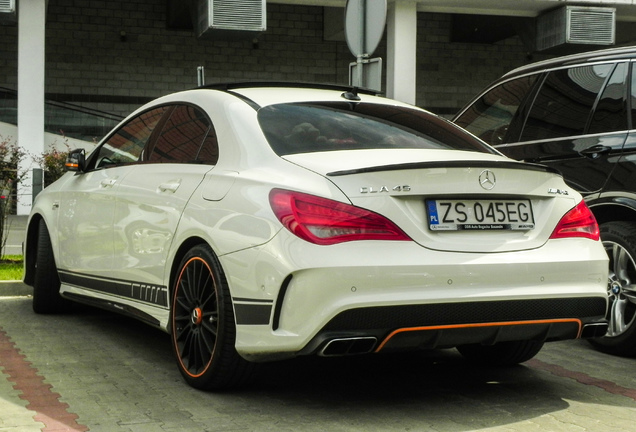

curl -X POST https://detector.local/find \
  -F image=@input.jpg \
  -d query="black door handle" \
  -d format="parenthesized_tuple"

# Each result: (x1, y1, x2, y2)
(579, 145, 612, 159)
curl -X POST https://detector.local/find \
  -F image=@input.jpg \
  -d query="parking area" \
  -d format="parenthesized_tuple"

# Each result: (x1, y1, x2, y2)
(1, 289, 635, 432)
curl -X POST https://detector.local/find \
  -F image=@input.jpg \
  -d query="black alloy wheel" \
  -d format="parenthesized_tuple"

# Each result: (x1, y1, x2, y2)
(32, 219, 72, 314)
(170, 244, 254, 390)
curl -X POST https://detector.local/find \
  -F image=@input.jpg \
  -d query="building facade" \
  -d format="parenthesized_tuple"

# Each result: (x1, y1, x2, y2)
(2, 0, 636, 213)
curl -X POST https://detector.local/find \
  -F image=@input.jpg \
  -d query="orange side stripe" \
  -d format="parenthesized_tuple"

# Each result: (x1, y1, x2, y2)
(375, 318, 583, 353)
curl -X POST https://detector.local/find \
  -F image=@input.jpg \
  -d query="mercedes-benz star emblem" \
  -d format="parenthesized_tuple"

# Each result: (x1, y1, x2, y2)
(479, 169, 496, 190)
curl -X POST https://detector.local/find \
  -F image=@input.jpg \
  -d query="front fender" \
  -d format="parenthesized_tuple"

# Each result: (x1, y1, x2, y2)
(23, 175, 72, 285)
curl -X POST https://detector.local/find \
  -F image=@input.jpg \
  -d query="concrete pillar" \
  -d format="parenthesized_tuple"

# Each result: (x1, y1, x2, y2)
(17, 0, 47, 215)
(386, 0, 417, 105)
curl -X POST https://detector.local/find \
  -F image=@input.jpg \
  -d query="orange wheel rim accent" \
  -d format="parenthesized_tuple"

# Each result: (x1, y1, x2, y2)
(172, 256, 218, 378)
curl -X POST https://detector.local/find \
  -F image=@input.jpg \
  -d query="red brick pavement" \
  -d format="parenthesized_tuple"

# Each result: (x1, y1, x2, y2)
(0, 327, 89, 432)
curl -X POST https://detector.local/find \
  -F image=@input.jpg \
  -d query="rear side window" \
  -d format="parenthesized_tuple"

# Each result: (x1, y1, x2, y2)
(149, 105, 219, 164)
(258, 102, 496, 156)
(588, 62, 628, 134)
(454, 75, 537, 146)
(94, 106, 170, 168)
(521, 64, 614, 141)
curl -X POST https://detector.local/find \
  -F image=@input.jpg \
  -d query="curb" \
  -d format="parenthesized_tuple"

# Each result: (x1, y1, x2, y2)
(0, 281, 32, 297)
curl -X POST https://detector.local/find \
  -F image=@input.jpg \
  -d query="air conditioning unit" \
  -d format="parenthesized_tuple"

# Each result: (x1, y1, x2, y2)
(537, 6, 615, 52)
(195, 0, 266, 40)
(0, 0, 14, 13)
(0, 0, 16, 23)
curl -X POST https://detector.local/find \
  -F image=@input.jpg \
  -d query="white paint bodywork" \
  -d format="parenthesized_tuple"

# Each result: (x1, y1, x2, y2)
(26, 87, 609, 361)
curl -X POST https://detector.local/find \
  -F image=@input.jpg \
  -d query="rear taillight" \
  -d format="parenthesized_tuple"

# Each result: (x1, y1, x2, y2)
(550, 201, 600, 241)
(269, 189, 411, 245)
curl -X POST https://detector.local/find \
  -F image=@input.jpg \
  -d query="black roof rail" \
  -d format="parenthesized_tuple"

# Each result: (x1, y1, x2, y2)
(504, 45, 636, 79)
(196, 81, 381, 96)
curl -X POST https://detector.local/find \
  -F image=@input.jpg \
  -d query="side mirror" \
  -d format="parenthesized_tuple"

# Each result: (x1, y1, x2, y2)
(65, 148, 86, 172)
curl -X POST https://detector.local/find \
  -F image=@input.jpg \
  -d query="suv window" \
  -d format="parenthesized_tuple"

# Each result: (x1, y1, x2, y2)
(149, 105, 219, 164)
(93, 106, 170, 169)
(258, 102, 496, 156)
(588, 62, 628, 134)
(520, 64, 614, 141)
(630, 63, 636, 128)
(454, 75, 537, 146)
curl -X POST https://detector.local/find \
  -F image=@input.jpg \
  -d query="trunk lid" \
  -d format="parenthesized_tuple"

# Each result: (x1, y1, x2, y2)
(283, 149, 579, 253)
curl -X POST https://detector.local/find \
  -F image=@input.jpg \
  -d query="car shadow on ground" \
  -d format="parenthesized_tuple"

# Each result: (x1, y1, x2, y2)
(79, 307, 599, 388)
(10, 301, 634, 431)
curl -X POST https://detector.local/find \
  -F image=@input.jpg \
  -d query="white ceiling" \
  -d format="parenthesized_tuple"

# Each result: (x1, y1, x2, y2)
(272, 0, 636, 21)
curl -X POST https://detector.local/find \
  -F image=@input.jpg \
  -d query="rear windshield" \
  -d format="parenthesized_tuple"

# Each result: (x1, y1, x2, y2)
(257, 102, 497, 156)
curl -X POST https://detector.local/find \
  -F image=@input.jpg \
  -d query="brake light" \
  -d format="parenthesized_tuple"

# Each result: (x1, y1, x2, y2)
(269, 189, 411, 245)
(550, 201, 599, 241)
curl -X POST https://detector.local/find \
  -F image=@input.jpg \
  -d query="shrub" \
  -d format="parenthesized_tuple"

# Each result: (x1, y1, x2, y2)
(35, 145, 69, 187)
(0, 135, 70, 257)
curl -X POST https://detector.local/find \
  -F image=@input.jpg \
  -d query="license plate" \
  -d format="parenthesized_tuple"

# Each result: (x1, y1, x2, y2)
(426, 199, 534, 231)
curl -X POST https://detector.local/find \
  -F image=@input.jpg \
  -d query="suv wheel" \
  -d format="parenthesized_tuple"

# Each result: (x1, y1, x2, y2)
(589, 221, 636, 356)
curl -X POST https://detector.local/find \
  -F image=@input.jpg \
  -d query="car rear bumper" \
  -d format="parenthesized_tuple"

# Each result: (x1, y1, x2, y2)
(221, 235, 608, 361)
(300, 297, 608, 357)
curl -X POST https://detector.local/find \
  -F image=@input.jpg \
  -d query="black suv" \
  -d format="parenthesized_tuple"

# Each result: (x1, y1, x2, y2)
(454, 46, 636, 356)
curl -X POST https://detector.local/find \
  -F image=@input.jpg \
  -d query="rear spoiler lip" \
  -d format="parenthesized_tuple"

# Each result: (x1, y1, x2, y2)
(327, 160, 560, 177)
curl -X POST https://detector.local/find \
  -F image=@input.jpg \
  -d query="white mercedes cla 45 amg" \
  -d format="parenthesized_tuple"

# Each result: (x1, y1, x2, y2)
(24, 83, 609, 390)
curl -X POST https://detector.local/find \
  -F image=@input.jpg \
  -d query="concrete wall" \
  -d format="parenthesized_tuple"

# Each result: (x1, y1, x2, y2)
(0, 1, 543, 119)
(0, 122, 97, 153)
(415, 13, 543, 115)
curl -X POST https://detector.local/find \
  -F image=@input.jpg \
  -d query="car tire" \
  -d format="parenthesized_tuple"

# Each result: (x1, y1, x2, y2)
(589, 221, 636, 357)
(170, 244, 255, 390)
(32, 219, 72, 314)
(457, 340, 544, 366)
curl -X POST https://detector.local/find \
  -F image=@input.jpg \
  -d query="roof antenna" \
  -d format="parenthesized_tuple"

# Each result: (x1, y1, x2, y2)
(341, 87, 361, 101)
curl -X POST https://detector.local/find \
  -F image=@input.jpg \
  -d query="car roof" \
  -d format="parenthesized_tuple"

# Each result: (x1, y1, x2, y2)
(503, 45, 636, 79)
(125, 82, 401, 122)
(201, 81, 380, 95)
(199, 81, 385, 108)
(121, 82, 438, 141)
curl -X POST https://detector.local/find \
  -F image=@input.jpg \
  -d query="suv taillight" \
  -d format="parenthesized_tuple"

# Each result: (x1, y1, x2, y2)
(550, 201, 600, 241)
(269, 189, 411, 245)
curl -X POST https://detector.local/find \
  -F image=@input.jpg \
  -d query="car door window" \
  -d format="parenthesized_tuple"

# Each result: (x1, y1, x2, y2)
(93, 106, 170, 169)
(588, 62, 628, 134)
(453, 75, 537, 146)
(148, 105, 218, 164)
(521, 64, 614, 141)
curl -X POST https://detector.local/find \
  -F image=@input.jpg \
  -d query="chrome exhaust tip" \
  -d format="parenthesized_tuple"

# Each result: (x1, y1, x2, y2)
(319, 337, 377, 357)
(580, 322, 609, 339)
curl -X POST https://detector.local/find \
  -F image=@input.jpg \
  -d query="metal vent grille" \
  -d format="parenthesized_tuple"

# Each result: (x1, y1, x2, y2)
(210, 0, 266, 32)
(537, 6, 615, 51)
(568, 7, 615, 45)
(0, 0, 15, 13)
